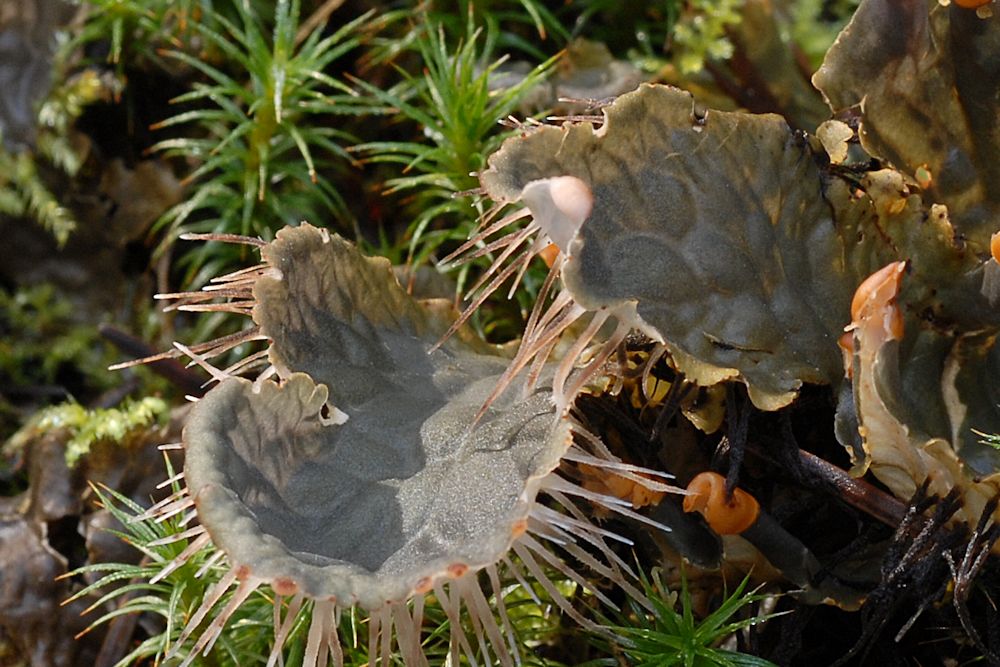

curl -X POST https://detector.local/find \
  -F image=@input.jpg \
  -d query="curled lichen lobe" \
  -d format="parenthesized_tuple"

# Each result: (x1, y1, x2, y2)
(840, 262, 906, 379)
(848, 261, 907, 340)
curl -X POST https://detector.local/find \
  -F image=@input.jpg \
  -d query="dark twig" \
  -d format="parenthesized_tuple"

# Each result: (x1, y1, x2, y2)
(99, 325, 206, 397)
(749, 434, 909, 529)
(832, 485, 963, 666)
(722, 385, 750, 497)
(648, 374, 693, 445)
(947, 496, 1000, 665)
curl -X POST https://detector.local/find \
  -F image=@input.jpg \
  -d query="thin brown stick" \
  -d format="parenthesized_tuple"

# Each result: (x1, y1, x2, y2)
(788, 448, 908, 528)
(99, 325, 206, 396)
(295, 0, 347, 46)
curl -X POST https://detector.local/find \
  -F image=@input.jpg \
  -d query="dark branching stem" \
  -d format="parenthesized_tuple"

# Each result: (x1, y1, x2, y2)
(776, 412, 810, 485)
(946, 495, 1000, 665)
(831, 483, 1000, 667)
(648, 374, 693, 445)
(722, 384, 750, 498)
(831, 484, 962, 666)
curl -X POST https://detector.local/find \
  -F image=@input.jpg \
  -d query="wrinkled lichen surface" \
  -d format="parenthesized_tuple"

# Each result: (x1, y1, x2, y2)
(184, 226, 570, 608)
(483, 84, 862, 410)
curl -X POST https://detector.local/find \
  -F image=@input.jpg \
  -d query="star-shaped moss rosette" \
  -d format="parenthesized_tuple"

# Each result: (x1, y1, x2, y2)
(474, 83, 864, 411)
(135, 225, 676, 666)
(813, 0, 1000, 249)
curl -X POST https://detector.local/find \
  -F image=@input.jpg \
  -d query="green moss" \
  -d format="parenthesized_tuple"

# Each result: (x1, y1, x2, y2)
(672, 0, 744, 73)
(17, 396, 167, 468)
(0, 284, 113, 392)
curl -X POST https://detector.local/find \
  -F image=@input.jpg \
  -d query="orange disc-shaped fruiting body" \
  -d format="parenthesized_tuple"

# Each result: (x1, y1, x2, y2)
(954, 0, 990, 8)
(579, 463, 665, 509)
(682, 471, 760, 535)
(849, 261, 906, 341)
(991, 231, 1000, 264)
(539, 242, 560, 268)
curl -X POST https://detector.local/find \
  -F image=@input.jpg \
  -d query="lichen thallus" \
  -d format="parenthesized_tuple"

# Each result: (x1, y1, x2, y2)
(107, 221, 681, 667)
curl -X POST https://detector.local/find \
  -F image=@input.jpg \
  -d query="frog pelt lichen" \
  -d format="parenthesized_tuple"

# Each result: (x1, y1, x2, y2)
(148, 224, 676, 667)
(480, 83, 863, 411)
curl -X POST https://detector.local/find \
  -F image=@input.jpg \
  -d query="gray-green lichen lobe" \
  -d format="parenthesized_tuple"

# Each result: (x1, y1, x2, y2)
(184, 228, 569, 608)
(484, 84, 858, 408)
(254, 225, 441, 408)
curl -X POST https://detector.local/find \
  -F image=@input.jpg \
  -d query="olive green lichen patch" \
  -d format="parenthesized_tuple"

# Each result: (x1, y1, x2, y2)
(845, 169, 1000, 332)
(813, 0, 1000, 248)
(844, 325, 1000, 527)
(942, 332, 1000, 477)
(483, 84, 860, 409)
(840, 261, 1000, 527)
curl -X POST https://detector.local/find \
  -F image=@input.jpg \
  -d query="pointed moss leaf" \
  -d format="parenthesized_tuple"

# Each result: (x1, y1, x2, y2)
(482, 84, 856, 409)
(186, 227, 569, 609)
(813, 0, 1000, 248)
